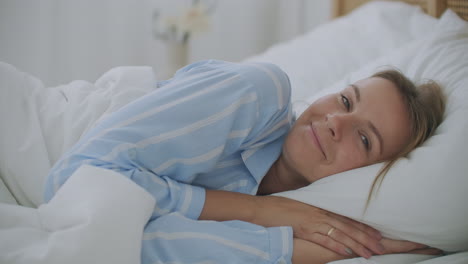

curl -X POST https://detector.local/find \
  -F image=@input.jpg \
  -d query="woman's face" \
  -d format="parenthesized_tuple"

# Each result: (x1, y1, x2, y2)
(282, 77, 411, 183)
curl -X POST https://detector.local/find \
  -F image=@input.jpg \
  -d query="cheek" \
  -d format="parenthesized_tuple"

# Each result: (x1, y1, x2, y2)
(283, 129, 310, 161)
(302, 95, 336, 116)
(332, 143, 367, 173)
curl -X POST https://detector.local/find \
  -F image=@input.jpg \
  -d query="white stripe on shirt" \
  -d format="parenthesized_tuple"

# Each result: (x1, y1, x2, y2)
(143, 231, 270, 260)
(153, 145, 225, 173)
(228, 128, 251, 139)
(219, 179, 248, 191)
(242, 148, 258, 161)
(248, 63, 284, 109)
(281, 227, 290, 258)
(154, 261, 215, 264)
(180, 185, 193, 215)
(241, 118, 290, 150)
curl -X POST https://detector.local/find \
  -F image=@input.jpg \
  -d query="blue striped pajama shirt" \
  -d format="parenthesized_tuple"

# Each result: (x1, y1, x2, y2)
(44, 60, 294, 263)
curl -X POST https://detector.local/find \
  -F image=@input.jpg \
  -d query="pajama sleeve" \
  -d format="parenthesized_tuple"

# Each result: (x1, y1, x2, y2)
(44, 60, 292, 221)
(141, 212, 294, 264)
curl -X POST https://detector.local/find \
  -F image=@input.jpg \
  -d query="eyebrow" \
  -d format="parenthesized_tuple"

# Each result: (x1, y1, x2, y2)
(350, 84, 361, 102)
(368, 121, 384, 155)
(350, 84, 384, 155)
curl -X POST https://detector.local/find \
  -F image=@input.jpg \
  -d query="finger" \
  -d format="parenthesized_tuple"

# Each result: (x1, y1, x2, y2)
(325, 217, 385, 255)
(307, 232, 357, 258)
(408, 248, 444, 256)
(380, 238, 427, 253)
(325, 226, 374, 259)
(329, 213, 382, 240)
(297, 224, 371, 258)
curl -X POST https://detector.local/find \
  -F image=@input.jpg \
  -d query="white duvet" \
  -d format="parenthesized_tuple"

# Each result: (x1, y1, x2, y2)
(0, 165, 155, 264)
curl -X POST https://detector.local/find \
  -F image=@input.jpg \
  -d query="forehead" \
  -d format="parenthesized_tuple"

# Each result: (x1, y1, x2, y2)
(351, 77, 411, 159)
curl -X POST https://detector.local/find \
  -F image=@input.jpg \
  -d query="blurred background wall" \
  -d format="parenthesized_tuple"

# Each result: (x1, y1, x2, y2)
(0, 0, 331, 86)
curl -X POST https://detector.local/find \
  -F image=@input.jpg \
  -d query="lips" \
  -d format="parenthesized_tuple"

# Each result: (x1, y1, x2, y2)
(309, 123, 326, 159)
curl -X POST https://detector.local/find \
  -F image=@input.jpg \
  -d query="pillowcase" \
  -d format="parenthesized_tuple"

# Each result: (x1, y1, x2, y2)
(0, 62, 157, 207)
(275, 9, 468, 252)
(245, 1, 437, 106)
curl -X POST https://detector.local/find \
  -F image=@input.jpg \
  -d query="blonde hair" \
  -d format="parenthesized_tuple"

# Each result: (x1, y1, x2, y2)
(366, 69, 446, 208)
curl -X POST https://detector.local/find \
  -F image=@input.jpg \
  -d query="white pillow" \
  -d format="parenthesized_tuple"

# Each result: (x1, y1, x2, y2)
(0, 62, 157, 207)
(245, 1, 437, 105)
(275, 9, 468, 252)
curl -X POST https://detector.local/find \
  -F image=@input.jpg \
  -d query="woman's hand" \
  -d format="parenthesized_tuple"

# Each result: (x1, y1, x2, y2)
(254, 195, 442, 259)
(202, 190, 383, 258)
(253, 195, 385, 258)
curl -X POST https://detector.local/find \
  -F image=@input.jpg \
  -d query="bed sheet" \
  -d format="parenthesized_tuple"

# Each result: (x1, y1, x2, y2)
(330, 252, 468, 264)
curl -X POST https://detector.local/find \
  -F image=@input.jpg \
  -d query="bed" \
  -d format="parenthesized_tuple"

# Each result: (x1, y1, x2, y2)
(1, 0, 468, 263)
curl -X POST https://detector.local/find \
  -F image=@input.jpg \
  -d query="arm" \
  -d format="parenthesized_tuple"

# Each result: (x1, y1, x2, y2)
(142, 204, 439, 264)
(200, 190, 380, 258)
(293, 239, 345, 264)
(201, 190, 432, 259)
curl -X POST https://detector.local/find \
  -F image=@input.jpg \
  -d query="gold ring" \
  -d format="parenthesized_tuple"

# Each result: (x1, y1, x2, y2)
(327, 227, 336, 236)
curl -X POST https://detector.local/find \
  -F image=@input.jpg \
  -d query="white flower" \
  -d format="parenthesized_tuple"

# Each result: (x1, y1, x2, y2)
(178, 3, 210, 34)
(154, 1, 215, 44)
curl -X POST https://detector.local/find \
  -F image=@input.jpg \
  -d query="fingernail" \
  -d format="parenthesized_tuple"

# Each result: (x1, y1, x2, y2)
(364, 249, 373, 259)
(345, 248, 353, 255)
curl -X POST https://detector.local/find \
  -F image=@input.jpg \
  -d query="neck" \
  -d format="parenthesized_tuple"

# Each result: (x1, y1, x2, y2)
(257, 156, 309, 195)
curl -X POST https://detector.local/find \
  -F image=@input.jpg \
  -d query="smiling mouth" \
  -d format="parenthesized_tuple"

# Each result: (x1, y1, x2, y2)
(309, 123, 326, 159)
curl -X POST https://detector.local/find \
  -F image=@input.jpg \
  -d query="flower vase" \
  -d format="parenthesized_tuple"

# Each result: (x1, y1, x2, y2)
(162, 42, 188, 80)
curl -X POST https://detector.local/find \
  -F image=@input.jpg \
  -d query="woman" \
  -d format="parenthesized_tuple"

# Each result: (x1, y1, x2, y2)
(44, 60, 445, 263)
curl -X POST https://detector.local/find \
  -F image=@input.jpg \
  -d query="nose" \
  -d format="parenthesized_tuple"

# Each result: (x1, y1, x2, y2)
(326, 113, 348, 141)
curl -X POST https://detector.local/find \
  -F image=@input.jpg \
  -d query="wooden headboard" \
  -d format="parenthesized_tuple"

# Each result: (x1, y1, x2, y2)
(332, 0, 468, 20)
